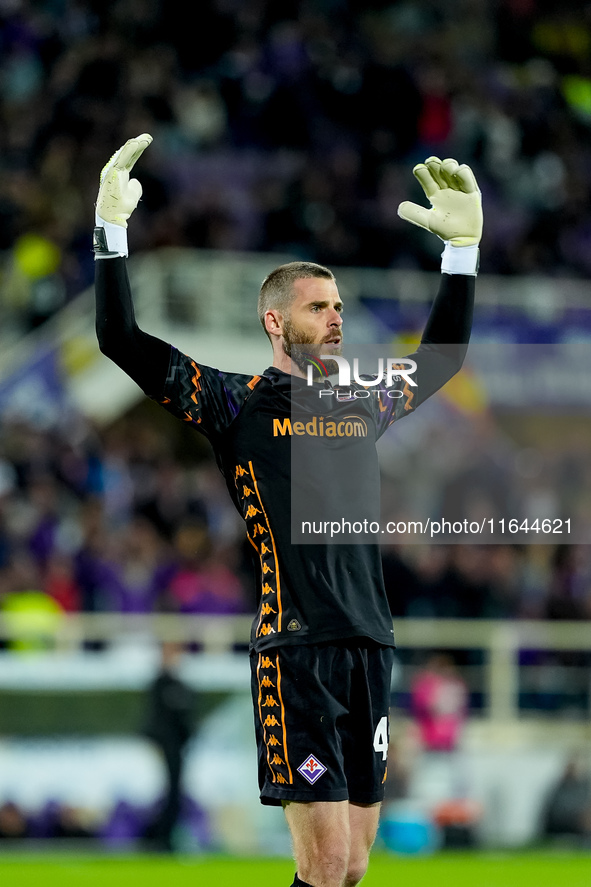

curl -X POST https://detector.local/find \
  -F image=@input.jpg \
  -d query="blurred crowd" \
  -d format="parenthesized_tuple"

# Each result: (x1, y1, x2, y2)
(0, 410, 589, 624)
(1, 0, 591, 331)
(383, 544, 591, 621)
(0, 795, 211, 847)
(0, 412, 255, 621)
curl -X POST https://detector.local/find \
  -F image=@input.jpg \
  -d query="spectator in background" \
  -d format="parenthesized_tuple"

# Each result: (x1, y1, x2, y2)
(164, 518, 247, 615)
(141, 642, 196, 852)
(43, 551, 81, 612)
(542, 754, 591, 845)
(0, 802, 29, 840)
(97, 516, 171, 613)
(411, 652, 469, 753)
(49, 805, 96, 840)
(409, 652, 475, 844)
(0, 554, 64, 651)
(545, 545, 590, 620)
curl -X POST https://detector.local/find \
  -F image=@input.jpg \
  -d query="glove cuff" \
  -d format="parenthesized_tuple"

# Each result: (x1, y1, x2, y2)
(93, 214, 128, 259)
(441, 242, 479, 276)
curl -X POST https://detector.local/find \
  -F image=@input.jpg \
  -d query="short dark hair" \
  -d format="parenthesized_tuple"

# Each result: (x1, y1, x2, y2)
(258, 261, 335, 339)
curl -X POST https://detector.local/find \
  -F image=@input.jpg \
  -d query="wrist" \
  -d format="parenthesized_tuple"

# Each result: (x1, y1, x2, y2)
(94, 214, 128, 259)
(441, 242, 479, 275)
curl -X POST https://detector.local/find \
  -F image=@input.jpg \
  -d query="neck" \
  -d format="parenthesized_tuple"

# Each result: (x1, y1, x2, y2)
(271, 346, 306, 378)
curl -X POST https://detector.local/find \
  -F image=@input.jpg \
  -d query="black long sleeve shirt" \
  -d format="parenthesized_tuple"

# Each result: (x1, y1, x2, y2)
(96, 258, 474, 651)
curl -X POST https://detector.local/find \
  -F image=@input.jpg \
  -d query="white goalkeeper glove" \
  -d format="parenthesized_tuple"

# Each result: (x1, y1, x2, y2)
(398, 156, 482, 275)
(93, 133, 153, 259)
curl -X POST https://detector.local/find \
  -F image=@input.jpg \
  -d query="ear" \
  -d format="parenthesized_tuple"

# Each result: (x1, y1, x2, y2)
(264, 309, 283, 338)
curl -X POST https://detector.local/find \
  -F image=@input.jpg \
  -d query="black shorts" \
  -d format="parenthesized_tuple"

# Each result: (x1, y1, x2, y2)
(250, 640, 394, 806)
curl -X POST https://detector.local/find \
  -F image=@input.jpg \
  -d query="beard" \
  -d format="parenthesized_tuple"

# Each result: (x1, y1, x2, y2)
(282, 318, 343, 378)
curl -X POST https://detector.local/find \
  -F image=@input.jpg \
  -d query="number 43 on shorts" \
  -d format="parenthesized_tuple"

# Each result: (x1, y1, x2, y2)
(373, 716, 389, 761)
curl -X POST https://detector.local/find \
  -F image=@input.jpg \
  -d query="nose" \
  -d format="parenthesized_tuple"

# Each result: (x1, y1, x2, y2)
(328, 308, 342, 327)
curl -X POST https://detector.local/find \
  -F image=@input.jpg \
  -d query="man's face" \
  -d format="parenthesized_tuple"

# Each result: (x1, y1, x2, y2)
(281, 277, 343, 371)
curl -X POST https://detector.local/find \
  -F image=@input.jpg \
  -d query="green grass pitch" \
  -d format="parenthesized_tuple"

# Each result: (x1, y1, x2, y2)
(0, 851, 589, 887)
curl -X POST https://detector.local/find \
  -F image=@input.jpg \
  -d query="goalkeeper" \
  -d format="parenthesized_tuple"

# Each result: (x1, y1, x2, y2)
(94, 136, 482, 887)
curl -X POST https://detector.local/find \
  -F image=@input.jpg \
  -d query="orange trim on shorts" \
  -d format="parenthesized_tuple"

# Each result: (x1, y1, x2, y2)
(257, 653, 273, 781)
(275, 652, 293, 783)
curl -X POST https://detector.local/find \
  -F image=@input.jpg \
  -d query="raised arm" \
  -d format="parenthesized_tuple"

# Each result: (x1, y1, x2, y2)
(399, 156, 482, 407)
(94, 134, 171, 398)
(95, 257, 171, 397)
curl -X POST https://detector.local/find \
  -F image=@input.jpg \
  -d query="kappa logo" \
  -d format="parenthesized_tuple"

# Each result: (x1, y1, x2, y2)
(261, 695, 279, 708)
(297, 754, 327, 785)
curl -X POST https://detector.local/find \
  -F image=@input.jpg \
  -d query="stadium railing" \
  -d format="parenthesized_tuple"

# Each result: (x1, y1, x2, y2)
(0, 614, 589, 729)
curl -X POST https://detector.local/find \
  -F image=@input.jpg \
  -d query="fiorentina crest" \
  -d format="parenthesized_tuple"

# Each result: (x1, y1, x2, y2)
(297, 754, 327, 785)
